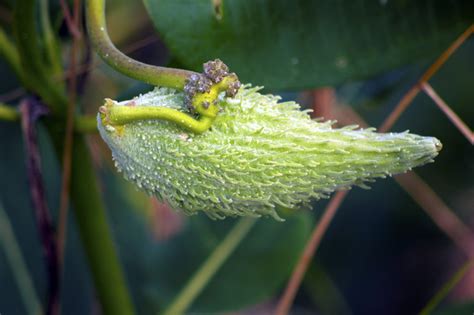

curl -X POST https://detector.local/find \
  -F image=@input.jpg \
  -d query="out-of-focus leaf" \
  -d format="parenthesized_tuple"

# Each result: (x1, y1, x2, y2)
(104, 173, 312, 313)
(143, 0, 473, 90)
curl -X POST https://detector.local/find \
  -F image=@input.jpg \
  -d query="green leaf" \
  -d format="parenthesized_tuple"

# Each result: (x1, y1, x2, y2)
(143, 0, 474, 90)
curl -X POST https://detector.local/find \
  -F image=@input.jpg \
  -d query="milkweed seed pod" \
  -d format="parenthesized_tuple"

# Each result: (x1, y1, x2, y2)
(98, 86, 442, 220)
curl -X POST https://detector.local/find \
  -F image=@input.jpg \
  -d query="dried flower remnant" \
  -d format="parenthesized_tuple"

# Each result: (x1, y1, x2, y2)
(184, 59, 241, 113)
(98, 86, 441, 220)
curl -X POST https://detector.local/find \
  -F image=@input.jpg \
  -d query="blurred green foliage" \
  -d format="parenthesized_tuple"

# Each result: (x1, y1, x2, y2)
(144, 0, 474, 90)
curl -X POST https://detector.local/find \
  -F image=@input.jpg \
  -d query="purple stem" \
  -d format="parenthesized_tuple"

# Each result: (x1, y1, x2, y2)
(20, 98, 59, 315)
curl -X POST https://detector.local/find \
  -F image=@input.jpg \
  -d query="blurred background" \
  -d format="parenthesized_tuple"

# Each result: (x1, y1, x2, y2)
(0, 0, 473, 314)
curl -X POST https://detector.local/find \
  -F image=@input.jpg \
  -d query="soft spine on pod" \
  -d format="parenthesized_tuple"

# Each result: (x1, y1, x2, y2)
(98, 86, 442, 220)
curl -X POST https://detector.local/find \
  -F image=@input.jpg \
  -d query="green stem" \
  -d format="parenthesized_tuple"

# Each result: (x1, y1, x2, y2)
(102, 100, 214, 134)
(162, 218, 257, 315)
(419, 259, 474, 315)
(0, 28, 23, 79)
(0, 103, 19, 121)
(85, 0, 195, 89)
(75, 115, 99, 133)
(40, 0, 64, 80)
(0, 201, 42, 315)
(99, 71, 241, 134)
(13, 0, 67, 114)
(0, 104, 98, 133)
(69, 137, 135, 315)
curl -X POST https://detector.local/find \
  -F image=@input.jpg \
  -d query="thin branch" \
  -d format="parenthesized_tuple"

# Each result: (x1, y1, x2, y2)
(310, 88, 335, 119)
(57, 0, 82, 272)
(20, 98, 60, 315)
(274, 191, 348, 315)
(59, 0, 81, 38)
(420, 24, 474, 83)
(0, 87, 25, 103)
(395, 173, 474, 258)
(276, 28, 474, 309)
(335, 103, 474, 257)
(379, 24, 473, 133)
(420, 82, 473, 144)
(379, 86, 420, 133)
(419, 259, 474, 315)
(76, 31, 93, 96)
(163, 218, 257, 315)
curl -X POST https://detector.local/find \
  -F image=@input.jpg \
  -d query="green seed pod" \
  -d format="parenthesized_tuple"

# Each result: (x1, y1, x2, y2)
(98, 86, 441, 220)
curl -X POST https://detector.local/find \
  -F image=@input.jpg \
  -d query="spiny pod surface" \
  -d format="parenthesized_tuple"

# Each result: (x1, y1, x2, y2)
(98, 86, 442, 220)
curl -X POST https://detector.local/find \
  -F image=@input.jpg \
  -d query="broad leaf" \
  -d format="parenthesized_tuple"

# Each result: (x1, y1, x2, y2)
(143, 0, 474, 90)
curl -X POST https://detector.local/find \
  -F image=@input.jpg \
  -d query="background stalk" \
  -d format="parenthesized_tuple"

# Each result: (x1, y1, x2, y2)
(163, 218, 256, 315)
(69, 137, 135, 315)
(11, 1, 137, 314)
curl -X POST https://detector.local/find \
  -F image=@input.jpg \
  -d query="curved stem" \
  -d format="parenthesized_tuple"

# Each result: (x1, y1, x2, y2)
(85, 0, 196, 89)
(162, 218, 257, 315)
(101, 100, 214, 134)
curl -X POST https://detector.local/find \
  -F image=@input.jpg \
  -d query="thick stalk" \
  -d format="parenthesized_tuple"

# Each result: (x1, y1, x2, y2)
(86, 0, 195, 89)
(69, 136, 135, 315)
